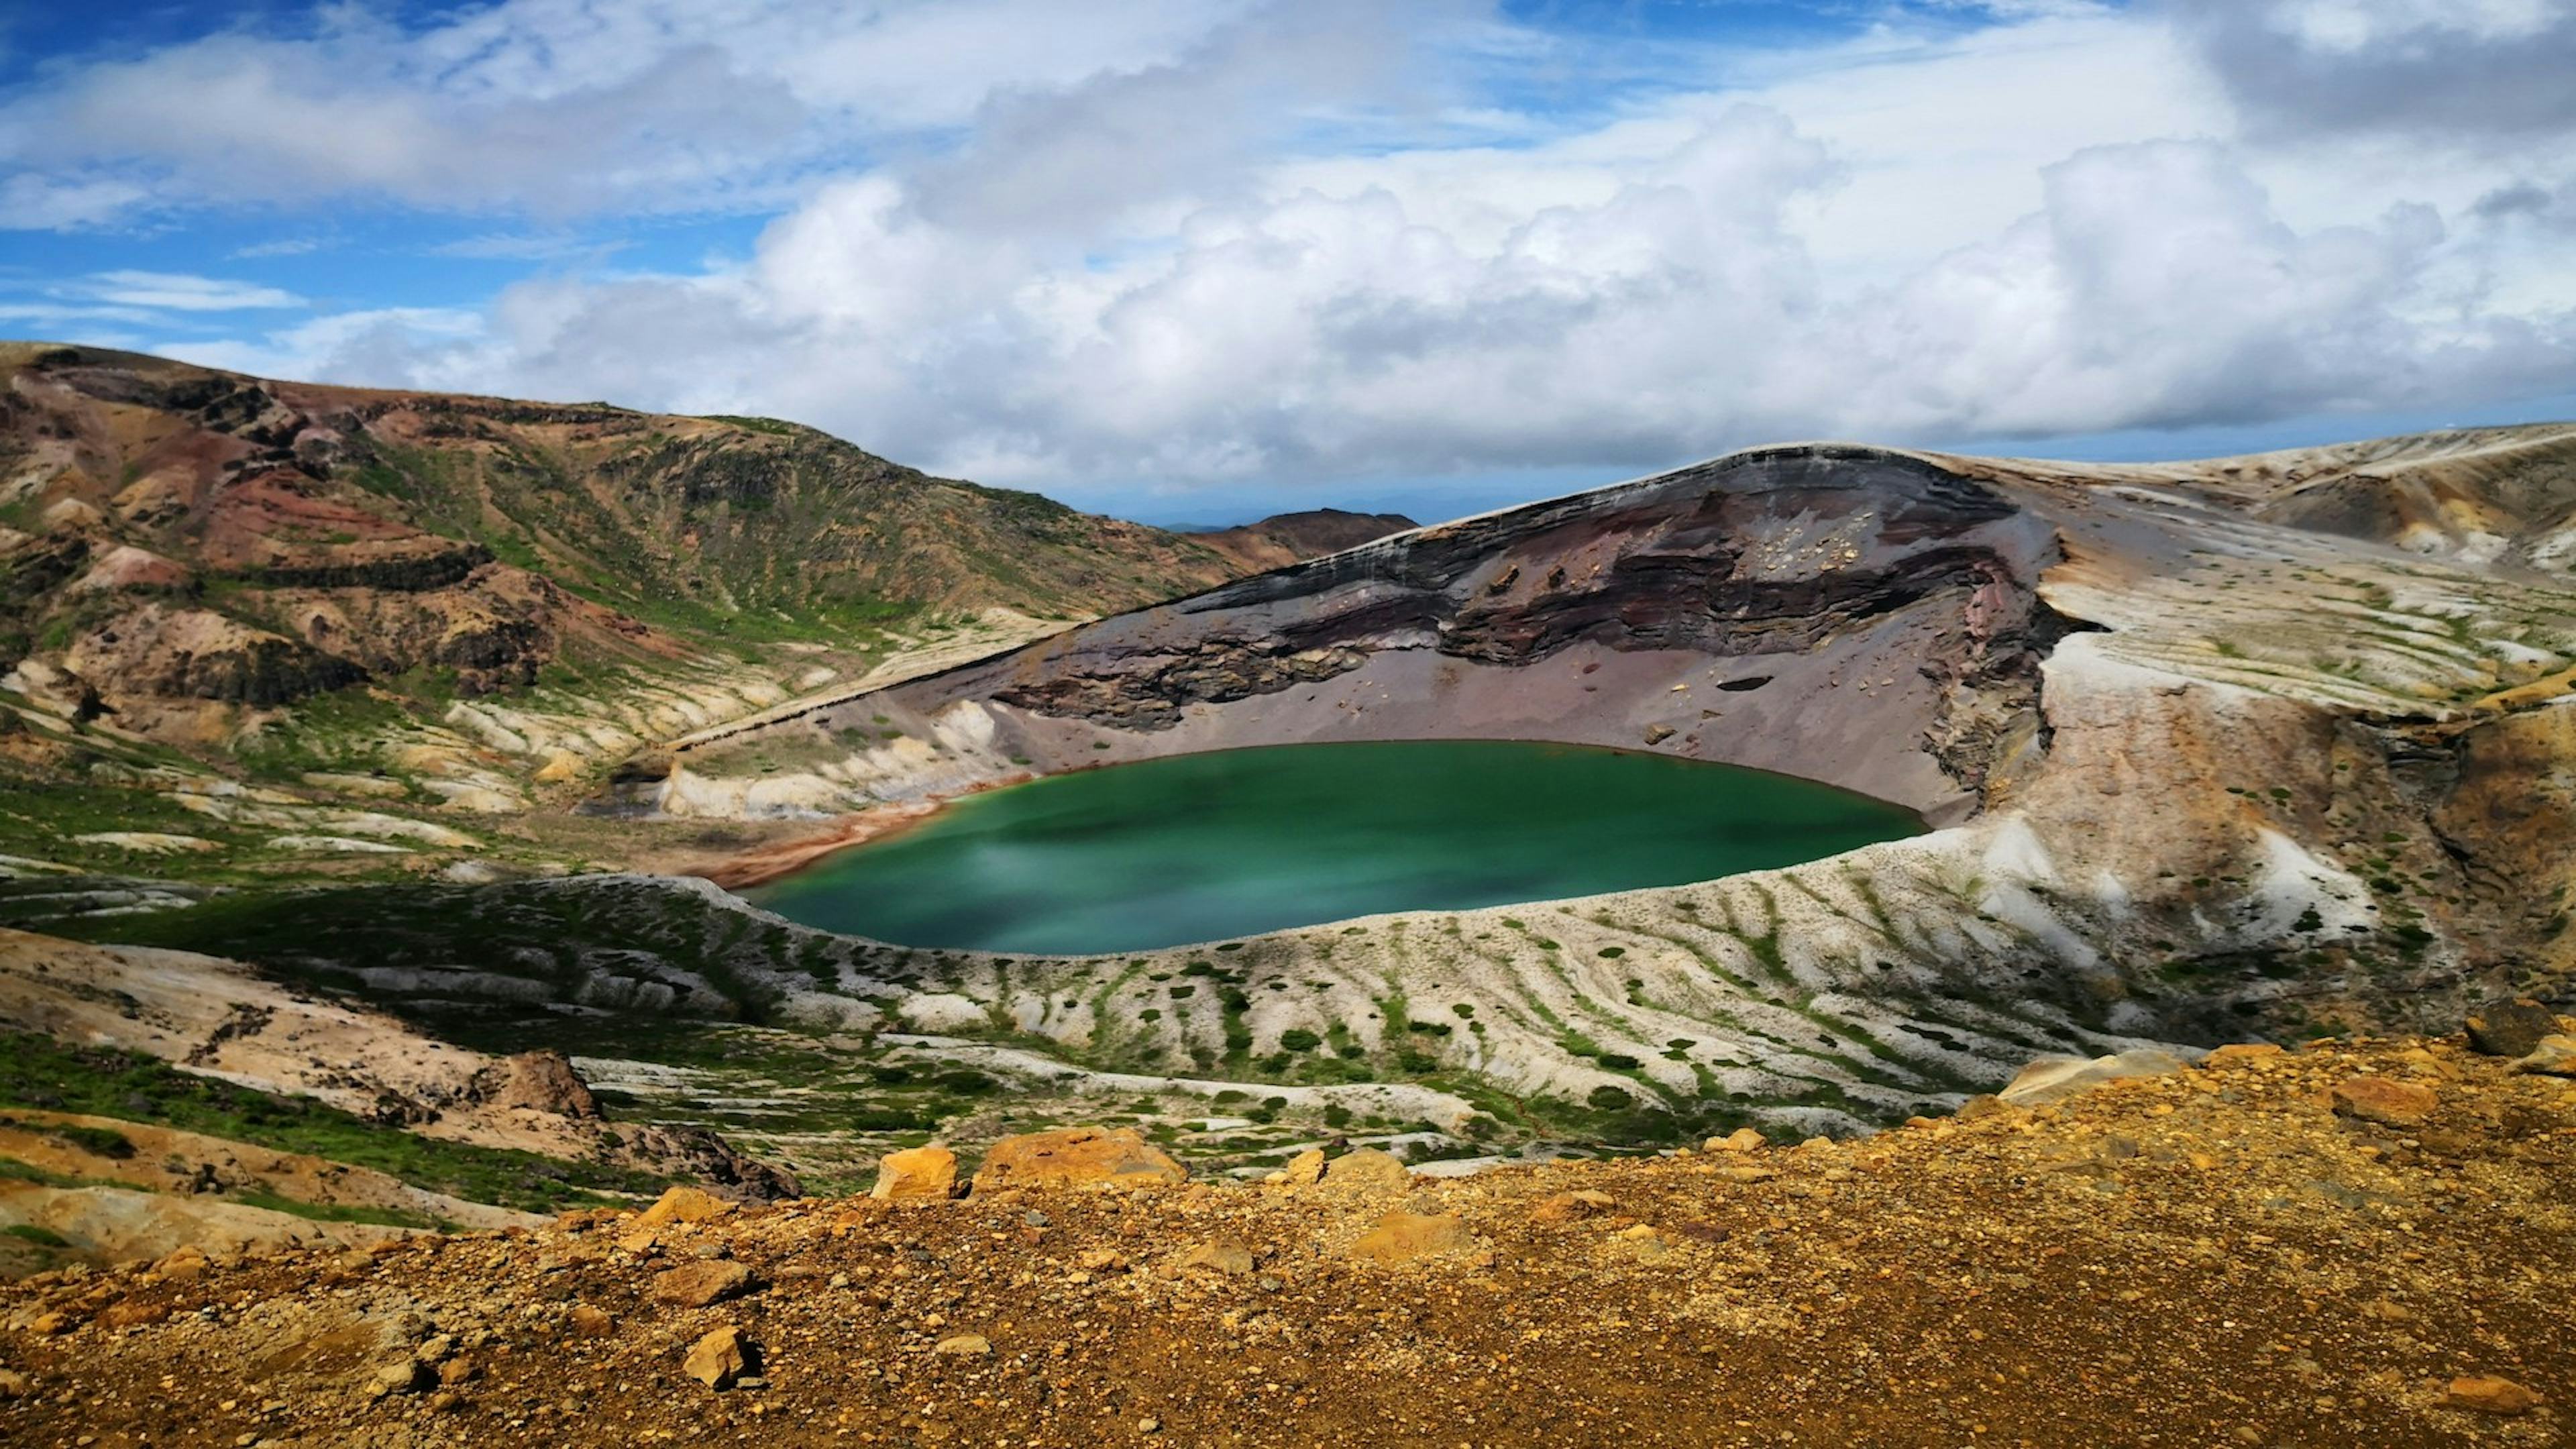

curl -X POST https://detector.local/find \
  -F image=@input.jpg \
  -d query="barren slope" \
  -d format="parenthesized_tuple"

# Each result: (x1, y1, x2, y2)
(1, 1034, 2568, 1447)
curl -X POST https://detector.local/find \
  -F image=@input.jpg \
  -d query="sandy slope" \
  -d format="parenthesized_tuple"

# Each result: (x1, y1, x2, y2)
(1, 1033, 2568, 1446)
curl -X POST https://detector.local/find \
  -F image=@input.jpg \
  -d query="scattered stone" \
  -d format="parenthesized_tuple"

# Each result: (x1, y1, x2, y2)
(366, 1358, 429, 1399)
(619, 1185, 734, 1250)
(0, 1368, 29, 1399)
(1279, 1148, 1327, 1187)
(97, 1299, 168, 1330)
(1077, 1248, 1126, 1272)
(971, 1127, 1187, 1193)
(934, 1334, 993, 1357)
(1345, 1212, 1481, 1265)
(2204, 1042, 2284, 1065)
(567, 1305, 615, 1338)
(1642, 724, 1675, 745)
(682, 1326, 750, 1390)
(2513, 1035, 2576, 1077)
(1179, 1240, 1255, 1275)
(1531, 1190, 1616, 1224)
(2463, 1000, 2559, 1059)
(2442, 1376, 2541, 1415)
(649, 1260, 756, 1308)
(871, 1146, 960, 1202)
(2000, 1049, 2196, 1106)
(1703, 1128, 1767, 1153)
(1317, 1148, 1411, 1197)
(2329, 1076, 2439, 1127)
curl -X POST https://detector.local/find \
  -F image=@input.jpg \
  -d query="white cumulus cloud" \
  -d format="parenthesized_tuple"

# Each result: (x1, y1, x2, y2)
(34, 0, 2576, 507)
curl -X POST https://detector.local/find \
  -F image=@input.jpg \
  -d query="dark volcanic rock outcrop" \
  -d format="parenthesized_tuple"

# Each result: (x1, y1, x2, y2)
(840, 446, 2072, 820)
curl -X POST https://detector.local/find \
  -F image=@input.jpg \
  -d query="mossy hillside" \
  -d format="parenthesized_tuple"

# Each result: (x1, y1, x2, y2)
(20, 873, 2004, 1168)
(0, 1031, 660, 1214)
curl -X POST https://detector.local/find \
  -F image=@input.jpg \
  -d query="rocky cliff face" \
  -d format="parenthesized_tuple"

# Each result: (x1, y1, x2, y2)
(899, 447, 2072, 817)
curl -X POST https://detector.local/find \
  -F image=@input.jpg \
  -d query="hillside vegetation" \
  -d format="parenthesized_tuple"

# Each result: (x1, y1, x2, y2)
(0, 343, 1240, 880)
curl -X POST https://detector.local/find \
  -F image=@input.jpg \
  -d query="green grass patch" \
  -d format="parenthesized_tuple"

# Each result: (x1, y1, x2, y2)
(0, 1031, 659, 1214)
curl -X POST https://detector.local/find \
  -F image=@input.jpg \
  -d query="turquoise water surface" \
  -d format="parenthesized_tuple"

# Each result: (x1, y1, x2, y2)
(748, 739, 1919, 954)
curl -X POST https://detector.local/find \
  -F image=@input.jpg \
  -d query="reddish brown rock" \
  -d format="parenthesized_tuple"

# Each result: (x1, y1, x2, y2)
(969, 1127, 1187, 1193)
(96, 1300, 170, 1330)
(2329, 1075, 2439, 1127)
(647, 1260, 756, 1308)
(2443, 1376, 2541, 1415)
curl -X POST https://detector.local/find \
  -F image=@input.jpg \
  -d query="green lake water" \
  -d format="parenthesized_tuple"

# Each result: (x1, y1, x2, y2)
(747, 740, 1921, 955)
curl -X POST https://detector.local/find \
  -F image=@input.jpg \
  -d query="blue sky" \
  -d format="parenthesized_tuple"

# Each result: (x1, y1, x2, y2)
(4, 0, 2573, 523)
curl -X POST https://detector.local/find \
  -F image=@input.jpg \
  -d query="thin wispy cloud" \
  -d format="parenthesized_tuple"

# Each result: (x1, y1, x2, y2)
(426, 233, 633, 262)
(62, 270, 306, 312)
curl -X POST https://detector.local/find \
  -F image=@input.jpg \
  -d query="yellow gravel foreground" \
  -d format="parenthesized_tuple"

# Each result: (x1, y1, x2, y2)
(3, 1034, 2571, 1448)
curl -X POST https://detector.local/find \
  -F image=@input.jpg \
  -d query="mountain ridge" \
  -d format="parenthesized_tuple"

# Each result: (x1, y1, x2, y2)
(0, 343, 1403, 881)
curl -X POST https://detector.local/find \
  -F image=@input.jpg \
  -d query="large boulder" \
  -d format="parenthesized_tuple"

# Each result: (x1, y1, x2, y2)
(869, 1146, 959, 1202)
(1998, 1049, 2197, 1106)
(2329, 1075, 2438, 1127)
(1316, 1148, 1411, 1197)
(473, 1049, 599, 1119)
(969, 1127, 1187, 1193)
(2465, 1000, 2559, 1059)
(682, 1326, 752, 1390)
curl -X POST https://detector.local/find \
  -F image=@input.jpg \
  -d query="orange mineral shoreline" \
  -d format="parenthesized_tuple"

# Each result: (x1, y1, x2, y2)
(677, 803, 940, 891)
(671, 771, 1038, 891)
